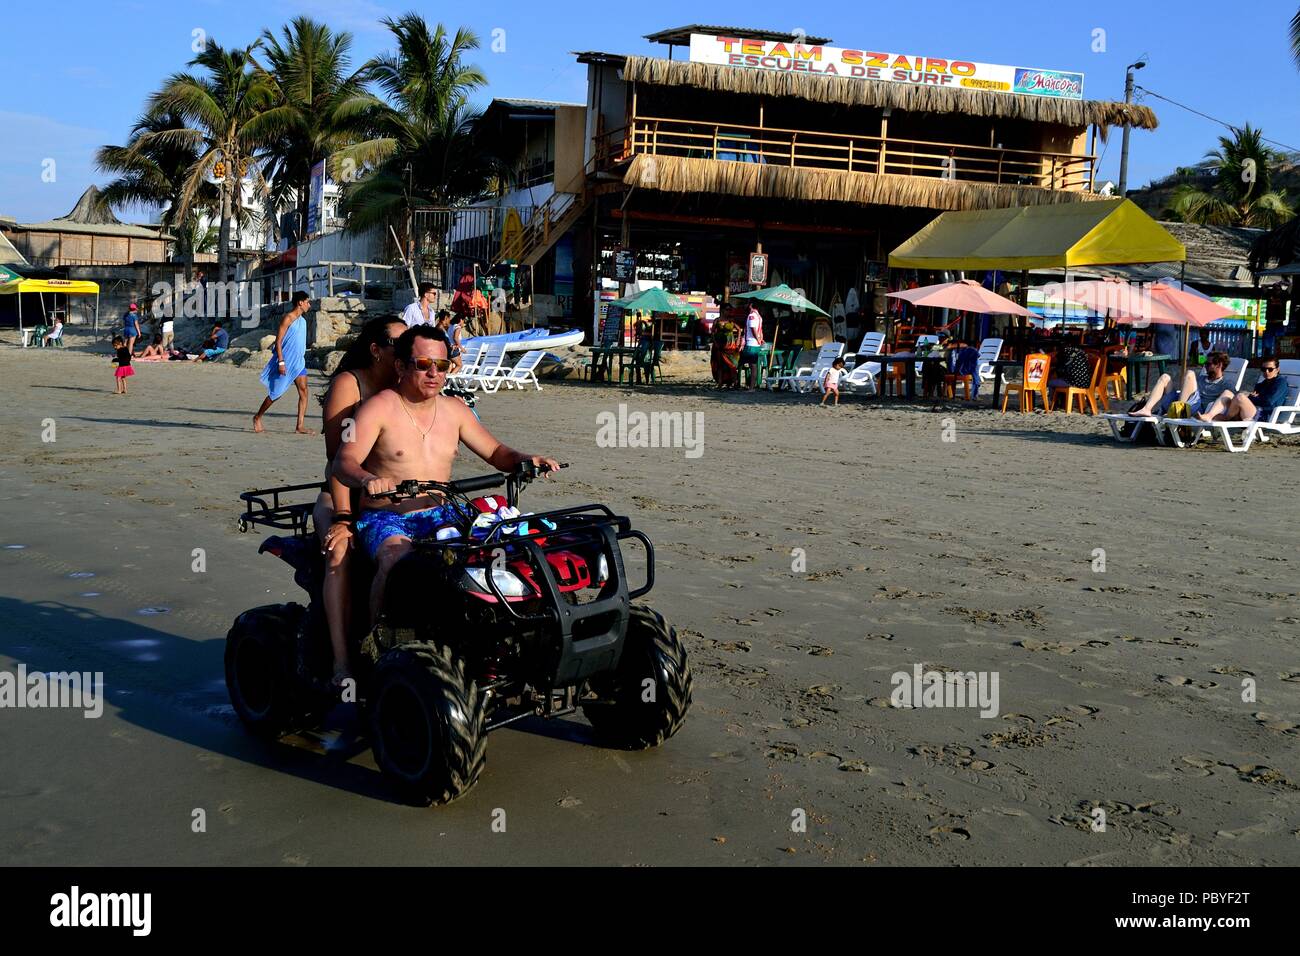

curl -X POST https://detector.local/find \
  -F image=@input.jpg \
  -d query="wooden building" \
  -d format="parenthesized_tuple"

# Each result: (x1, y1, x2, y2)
(560, 24, 1159, 338)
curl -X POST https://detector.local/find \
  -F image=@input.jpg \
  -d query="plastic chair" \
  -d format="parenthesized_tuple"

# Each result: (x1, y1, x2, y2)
(1051, 354, 1104, 414)
(1002, 353, 1052, 413)
(640, 339, 665, 384)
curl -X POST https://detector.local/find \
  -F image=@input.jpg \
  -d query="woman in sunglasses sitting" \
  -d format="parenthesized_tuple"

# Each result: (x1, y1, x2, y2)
(1196, 356, 1288, 424)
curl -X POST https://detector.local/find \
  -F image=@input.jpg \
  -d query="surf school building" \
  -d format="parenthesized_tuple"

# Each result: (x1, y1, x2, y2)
(566, 24, 1158, 341)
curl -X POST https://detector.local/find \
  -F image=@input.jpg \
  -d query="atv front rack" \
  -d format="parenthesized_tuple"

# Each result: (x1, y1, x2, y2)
(421, 503, 655, 604)
(238, 482, 324, 536)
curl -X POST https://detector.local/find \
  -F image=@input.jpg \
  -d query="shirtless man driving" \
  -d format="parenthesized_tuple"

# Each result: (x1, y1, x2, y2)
(333, 325, 560, 625)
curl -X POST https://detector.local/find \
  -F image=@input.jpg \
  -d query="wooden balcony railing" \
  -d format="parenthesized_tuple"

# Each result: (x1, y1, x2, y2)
(602, 116, 1095, 192)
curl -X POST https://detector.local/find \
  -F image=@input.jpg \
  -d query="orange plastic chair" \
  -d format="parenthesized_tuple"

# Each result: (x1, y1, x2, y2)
(1002, 352, 1052, 413)
(1052, 355, 1104, 414)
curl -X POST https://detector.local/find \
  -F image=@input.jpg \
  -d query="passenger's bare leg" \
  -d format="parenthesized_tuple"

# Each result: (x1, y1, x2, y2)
(315, 494, 352, 683)
(369, 536, 413, 627)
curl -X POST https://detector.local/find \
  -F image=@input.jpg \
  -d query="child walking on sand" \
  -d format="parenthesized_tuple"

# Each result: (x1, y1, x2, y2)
(820, 357, 846, 406)
(111, 335, 135, 394)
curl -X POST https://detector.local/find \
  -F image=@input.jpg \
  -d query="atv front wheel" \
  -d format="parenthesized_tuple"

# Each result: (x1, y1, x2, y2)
(225, 604, 323, 737)
(583, 605, 692, 749)
(369, 642, 487, 805)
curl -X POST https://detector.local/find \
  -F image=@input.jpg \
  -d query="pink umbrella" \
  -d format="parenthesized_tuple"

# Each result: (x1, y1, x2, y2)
(886, 279, 1034, 317)
(1046, 279, 1233, 376)
(1043, 279, 1231, 326)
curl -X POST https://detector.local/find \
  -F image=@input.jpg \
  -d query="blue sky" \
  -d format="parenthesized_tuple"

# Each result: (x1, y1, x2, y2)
(3, 0, 1298, 222)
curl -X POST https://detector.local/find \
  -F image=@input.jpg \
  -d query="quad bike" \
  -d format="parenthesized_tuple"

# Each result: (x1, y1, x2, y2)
(226, 462, 692, 805)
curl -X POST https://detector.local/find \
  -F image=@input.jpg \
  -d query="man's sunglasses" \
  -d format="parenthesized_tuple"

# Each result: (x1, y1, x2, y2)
(410, 357, 451, 373)
(1262, 365, 1279, 373)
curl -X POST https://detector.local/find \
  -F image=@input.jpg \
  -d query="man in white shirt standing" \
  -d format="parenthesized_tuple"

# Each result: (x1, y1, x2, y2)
(740, 304, 765, 389)
(401, 282, 438, 327)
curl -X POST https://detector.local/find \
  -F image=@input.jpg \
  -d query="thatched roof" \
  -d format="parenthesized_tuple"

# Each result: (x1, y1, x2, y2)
(17, 186, 170, 240)
(623, 153, 1103, 212)
(622, 56, 1158, 136)
(1074, 222, 1265, 289)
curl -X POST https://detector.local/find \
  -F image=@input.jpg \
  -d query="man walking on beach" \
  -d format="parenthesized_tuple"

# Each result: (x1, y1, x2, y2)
(333, 325, 560, 624)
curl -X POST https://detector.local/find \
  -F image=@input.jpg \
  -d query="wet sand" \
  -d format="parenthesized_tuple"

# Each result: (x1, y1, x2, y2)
(2, 335, 1297, 865)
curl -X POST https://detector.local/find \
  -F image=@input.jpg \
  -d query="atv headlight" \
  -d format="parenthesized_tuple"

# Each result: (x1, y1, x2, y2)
(597, 554, 610, 585)
(462, 567, 529, 598)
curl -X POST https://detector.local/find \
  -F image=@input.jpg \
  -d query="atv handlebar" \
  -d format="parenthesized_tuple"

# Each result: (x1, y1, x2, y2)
(370, 462, 567, 503)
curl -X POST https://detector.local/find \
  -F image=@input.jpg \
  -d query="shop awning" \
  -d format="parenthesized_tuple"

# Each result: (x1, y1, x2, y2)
(888, 198, 1185, 271)
(0, 278, 100, 295)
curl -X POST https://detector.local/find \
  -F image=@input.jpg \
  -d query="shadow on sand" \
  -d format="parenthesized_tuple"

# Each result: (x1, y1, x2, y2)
(0, 596, 598, 805)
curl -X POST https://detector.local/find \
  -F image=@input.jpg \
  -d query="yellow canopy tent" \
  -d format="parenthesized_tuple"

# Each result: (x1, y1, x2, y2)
(0, 277, 101, 333)
(888, 199, 1185, 271)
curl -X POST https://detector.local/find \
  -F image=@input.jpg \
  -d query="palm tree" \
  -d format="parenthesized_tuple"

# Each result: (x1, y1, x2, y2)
(1292, 7, 1300, 71)
(96, 108, 219, 280)
(333, 16, 498, 246)
(1169, 124, 1293, 228)
(248, 17, 367, 239)
(129, 41, 275, 281)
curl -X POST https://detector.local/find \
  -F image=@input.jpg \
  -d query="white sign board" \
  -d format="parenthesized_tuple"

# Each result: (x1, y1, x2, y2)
(688, 33, 1084, 99)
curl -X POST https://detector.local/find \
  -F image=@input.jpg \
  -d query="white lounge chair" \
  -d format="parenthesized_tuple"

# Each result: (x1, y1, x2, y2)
(975, 338, 1004, 390)
(843, 331, 885, 369)
(1101, 356, 1248, 445)
(465, 344, 510, 393)
(771, 342, 844, 393)
(1160, 360, 1300, 452)
(449, 344, 487, 386)
(499, 350, 545, 391)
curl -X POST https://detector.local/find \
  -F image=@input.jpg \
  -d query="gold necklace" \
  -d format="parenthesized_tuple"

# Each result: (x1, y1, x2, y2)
(398, 393, 437, 441)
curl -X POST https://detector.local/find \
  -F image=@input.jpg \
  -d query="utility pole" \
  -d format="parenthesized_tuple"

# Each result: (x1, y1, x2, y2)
(1117, 58, 1146, 196)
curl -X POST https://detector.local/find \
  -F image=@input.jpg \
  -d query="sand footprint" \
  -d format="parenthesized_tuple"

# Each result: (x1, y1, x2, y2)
(1253, 713, 1300, 736)
(1156, 675, 1218, 689)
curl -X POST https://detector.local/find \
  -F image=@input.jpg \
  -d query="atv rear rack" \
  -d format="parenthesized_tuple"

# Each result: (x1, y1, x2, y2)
(238, 482, 324, 536)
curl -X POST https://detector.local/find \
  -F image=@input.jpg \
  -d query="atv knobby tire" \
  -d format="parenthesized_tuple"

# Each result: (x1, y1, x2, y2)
(225, 603, 323, 737)
(583, 605, 692, 749)
(369, 642, 487, 805)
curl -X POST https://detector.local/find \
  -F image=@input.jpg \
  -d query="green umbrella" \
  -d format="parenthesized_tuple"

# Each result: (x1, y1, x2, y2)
(733, 283, 830, 374)
(609, 286, 695, 315)
(731, 283, 830, 317)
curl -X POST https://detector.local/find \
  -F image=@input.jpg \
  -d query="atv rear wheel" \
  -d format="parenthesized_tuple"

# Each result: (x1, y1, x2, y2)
(583, 605, 692, 749)
(225, 604, 323, 737)
(369, 642, 487, 805)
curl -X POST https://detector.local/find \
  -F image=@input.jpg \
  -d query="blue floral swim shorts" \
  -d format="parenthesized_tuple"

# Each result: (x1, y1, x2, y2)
(355, 504, 468, 559)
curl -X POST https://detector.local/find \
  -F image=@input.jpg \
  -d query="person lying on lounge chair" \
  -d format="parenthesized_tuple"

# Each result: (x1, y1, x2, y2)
(1129, 350, 1233, 418)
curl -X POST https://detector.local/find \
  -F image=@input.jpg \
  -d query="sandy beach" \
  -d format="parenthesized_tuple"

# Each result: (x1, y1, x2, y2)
(1, 334, 1297, 866)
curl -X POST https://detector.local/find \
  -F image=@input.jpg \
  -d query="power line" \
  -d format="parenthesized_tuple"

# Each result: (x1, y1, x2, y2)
(1135, 84, 1300, 154)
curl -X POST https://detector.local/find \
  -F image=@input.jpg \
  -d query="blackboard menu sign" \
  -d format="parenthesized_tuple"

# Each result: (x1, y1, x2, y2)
(613, 248, 637, 282)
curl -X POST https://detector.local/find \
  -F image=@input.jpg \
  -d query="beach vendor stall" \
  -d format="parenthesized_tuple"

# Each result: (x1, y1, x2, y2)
(0, 276, 100, 343)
